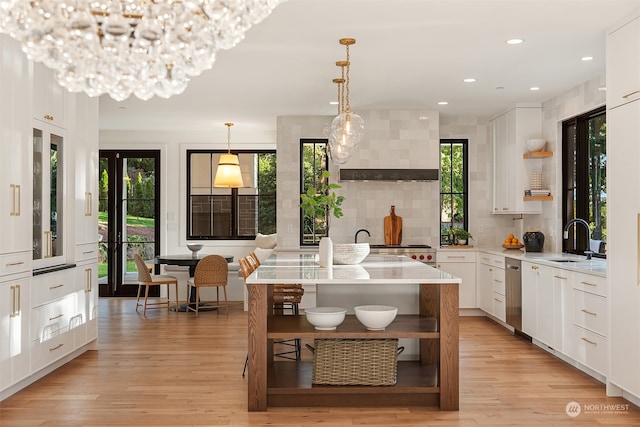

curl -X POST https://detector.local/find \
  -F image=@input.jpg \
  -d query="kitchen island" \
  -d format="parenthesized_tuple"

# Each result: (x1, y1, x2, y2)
(245, 252, 461, 411)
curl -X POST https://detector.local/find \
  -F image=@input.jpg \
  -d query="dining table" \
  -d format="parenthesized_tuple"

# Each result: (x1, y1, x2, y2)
(244, 251, 461, 412)
(154, 253, 234, 311)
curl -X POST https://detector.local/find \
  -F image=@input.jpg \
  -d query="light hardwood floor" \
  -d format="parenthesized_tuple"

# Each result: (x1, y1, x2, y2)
(1, 298, 640, 426)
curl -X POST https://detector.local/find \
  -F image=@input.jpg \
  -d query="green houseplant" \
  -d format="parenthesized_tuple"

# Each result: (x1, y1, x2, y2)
(449, 227, 472, 245)
(299, 170, 345, 226)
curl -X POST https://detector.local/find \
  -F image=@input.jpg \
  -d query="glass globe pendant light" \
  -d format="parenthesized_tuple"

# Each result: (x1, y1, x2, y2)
(328, 74, 354, 164)
(214, 123, 244, 188)
(330, 38, 364, 150)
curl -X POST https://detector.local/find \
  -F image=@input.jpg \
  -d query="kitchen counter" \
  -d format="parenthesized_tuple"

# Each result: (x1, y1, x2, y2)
(439, 246, 606, 277)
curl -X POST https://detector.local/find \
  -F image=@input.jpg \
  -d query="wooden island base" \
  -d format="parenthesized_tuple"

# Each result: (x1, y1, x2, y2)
(245, 254, 460, 412)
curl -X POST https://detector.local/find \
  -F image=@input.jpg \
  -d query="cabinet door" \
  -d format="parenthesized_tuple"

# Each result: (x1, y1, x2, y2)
(73, 262, 98, 346)
(492, 112, 512, 213)
(73, 95, 99, 246)
(607, 16, 640, 108)
(536, 266, 559, 349)
(32, 61, 66, 128)
(0, 36, 32, 256)
(32, 122, 67, 269)
(521, 262, 538, 337)
(477, 262, 494, 314)
(437, 261, 476, 308)
(607, 98, 640, 396)
(0, 276, 31, 392)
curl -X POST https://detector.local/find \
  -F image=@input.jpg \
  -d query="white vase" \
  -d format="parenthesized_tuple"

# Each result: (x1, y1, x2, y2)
(319, 236, 333, 267)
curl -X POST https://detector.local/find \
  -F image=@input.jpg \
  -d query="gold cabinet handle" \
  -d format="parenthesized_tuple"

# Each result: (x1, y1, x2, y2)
(581, 337, 597, 346)
(623, 90, 640, 99)
(6, 261, 25, 267)
(49, 314, 64, 321)
(16, 184, 20, 216)
(580, 308, 597, 316)
(554, 275, 568, 280)
(10, 286, 17, 317)
(44, 114, 54, 121)
(85, 192, 92, 216)
(10, 184, 16, 215)
(85, 268, 92, 292)
(44, 231, 53, 258)
(49, 284, 64, 290)
(580, 281, 597, 287)
(49, 343, 64, 352)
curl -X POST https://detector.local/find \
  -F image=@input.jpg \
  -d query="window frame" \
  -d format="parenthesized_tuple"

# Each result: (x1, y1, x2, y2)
(299, 139, 329, 247)
(439, 139, 469, 246)
(561, 105, 606, 257)
(185, 149, 276, 241)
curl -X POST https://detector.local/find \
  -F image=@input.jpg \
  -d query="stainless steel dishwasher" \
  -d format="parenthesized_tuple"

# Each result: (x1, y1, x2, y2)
(505, 258, 522, 331)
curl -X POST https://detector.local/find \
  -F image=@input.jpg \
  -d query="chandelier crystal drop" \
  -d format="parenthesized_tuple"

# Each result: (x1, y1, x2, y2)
(0, 0, 285, 101)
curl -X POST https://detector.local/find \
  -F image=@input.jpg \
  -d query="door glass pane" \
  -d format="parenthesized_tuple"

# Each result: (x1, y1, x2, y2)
(50, 134, 63, 258)
(33, 129, 43, 260)
(98, 157, 108, 282)
(123, 158, 156, 279)
(588, 114, 606, 251)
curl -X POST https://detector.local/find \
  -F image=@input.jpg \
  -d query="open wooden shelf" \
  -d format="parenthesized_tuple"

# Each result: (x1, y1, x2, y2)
(266, 361, 439, 407)
(523, 151, 553, 158)
(523, 195, 553, 201)
(268, 315, 439, 340)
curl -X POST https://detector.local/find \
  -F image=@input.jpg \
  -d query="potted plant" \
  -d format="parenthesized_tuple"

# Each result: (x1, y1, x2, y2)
(299, 171, 345, 266)
(449, 227, 472, 246)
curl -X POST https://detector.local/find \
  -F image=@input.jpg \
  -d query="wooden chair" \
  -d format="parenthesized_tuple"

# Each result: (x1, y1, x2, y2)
(186, 254, 229, 317)
(133, 253, 180, 315)
(240, 253, 304, 376)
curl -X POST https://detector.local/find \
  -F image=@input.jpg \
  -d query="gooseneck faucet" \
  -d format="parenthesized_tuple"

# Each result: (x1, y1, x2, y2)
(354, 228, 371, 243)
(564, 218, 593, 260)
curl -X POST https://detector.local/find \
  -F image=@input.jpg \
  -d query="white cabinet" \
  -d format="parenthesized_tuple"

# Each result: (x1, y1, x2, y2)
(0, 273, 31, 392)
(32, 121, 67, 269)
(537, 266, 564, 351)
(30, 268, 78, 373)
(477, 253, 505, 321)
(436, 250, 476, 309)
(72, 96, 99, 247)
(563, 272, 608, 377)
(521, 261, 538, 337)
(0, 36, 32, 259)
(607, 15, 640, 109)
(32, 61, 67, 129)
(491, 105, 543, 214)
(73, 248, 98, 347)
(606, 91, 640, 395)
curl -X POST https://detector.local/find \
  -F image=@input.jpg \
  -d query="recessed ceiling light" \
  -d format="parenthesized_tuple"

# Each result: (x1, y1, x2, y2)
(438, 101, 448, 105)
(530, 87, 540, 91)
(581, 56, 594, 61)
(463, 78, 476, 83)
(506, 38, 524, 45)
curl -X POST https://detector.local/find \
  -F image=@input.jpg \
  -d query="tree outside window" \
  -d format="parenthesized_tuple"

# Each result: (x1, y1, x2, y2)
(440, 139, 468, 246)
(300, 139, 329, 245)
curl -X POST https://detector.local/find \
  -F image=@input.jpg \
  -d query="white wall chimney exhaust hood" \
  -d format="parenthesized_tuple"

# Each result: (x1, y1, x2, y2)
(338, 168, 439, 182)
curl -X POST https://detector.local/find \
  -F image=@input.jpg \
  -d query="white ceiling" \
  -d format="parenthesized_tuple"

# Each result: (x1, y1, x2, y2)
(98, 0, 640, 144)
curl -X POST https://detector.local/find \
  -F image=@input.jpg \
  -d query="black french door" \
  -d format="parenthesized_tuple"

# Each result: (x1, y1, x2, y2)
(98, 150, 161, 297)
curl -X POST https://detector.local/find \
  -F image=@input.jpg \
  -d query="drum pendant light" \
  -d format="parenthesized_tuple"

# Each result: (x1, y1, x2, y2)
(214, 123, 244, 188)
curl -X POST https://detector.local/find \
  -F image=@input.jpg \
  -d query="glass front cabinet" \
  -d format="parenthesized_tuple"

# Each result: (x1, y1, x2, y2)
(32, 122, 65, 268)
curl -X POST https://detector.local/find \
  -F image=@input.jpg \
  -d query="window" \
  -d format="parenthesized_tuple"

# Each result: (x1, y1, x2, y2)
(300, 139, 329, 246)
(562, 106, 606, 257)
(440, 139, 469, 246)
(186, 150, 276, 240)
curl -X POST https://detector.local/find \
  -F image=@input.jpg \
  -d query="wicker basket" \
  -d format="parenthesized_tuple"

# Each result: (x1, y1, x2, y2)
(310, 338, 403, 386)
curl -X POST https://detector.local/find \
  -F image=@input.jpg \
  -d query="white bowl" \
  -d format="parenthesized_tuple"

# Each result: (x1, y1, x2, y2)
(354, 305, 398, 331)
(526, 139, 546, 152)
(186, 243, 203, 256)
(304, 307, 347, 330)
(333, 243, 370, 265)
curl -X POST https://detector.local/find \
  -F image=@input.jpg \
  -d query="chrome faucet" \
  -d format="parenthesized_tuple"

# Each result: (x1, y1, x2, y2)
(563, 218, 593, 260)
(354, 228, 371, 243)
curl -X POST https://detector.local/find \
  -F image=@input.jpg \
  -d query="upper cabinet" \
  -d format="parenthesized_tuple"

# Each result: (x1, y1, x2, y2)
(0, 36, 33, 260)
(72, 95, 99, 247)
(491, 105, 543, 214)
(607, 15, 640, 109)
(32, 62, 67, 129)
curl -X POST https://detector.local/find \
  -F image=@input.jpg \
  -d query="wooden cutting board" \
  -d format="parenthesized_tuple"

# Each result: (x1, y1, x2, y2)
(384, 206, 402, 245)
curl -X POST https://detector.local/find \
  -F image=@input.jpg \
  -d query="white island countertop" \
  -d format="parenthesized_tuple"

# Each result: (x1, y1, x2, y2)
(247, 252, 461, 285)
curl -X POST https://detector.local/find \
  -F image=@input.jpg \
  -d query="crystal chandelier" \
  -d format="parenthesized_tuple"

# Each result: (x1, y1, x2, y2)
(328, 37, 364, 164)
(214, 122, 244, 188)
(0, 0, 285, 101)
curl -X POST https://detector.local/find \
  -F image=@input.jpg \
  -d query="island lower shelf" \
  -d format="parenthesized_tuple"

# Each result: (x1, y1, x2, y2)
(267, 361, 439, 407)
(268, 314, 439, 339)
